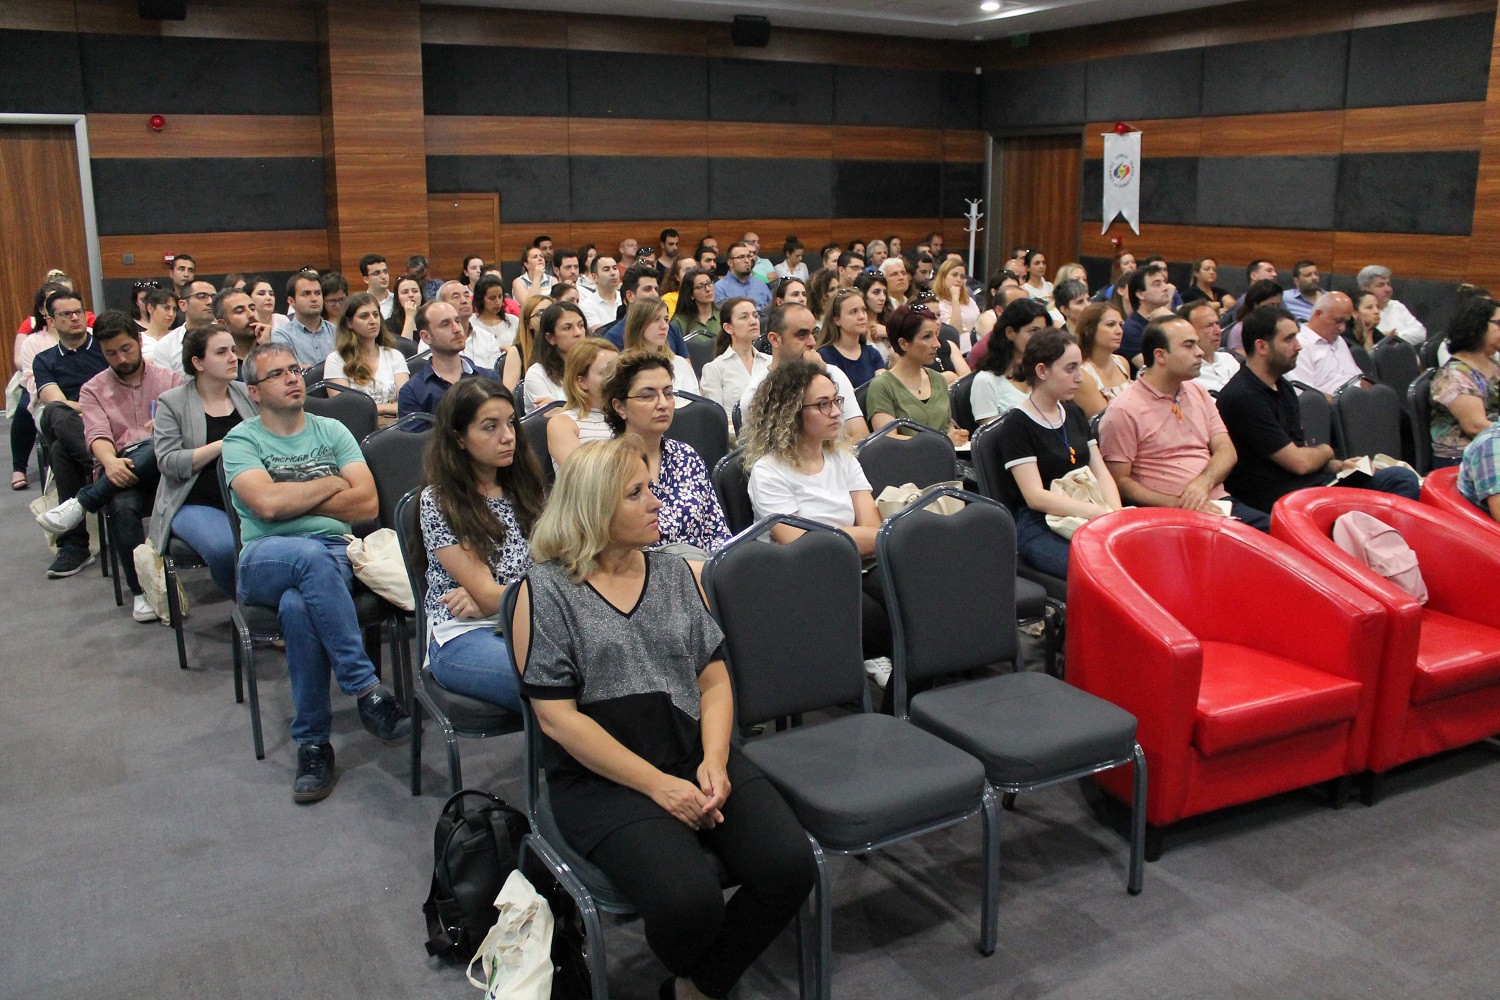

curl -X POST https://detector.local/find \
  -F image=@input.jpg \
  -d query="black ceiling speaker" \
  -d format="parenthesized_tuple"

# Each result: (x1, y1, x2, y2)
(731, 15, 771, 48)
(138, 0, 187, 20)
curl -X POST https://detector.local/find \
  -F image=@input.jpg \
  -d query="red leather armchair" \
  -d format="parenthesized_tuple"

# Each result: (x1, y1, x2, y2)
(1067, 509, 1386, 848)
(1420, 467, 1500, 539)
(1273, 488, 1500, 795)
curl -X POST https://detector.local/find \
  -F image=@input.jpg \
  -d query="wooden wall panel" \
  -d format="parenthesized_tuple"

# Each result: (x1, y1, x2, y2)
(704, 122, 833, 158)
(1084, 119, 1203, 160)
(88, 114, 324, 159)
(99, 230, 330, 279)
(569, 119, 708, 158)
(1199, 111, 1347, 156)
(1342, 103, 1488, 153)
(425, 116, 570, 157)
(429, 194, 500, 281)
(1331, 232, 1471, 281)
(1001, 134, 1082, 271)
(71, 0, 315, 40)
(832, 126, 946, 162)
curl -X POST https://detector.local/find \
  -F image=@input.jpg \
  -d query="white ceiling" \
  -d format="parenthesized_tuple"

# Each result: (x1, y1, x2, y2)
(433, 0, 1231, 41)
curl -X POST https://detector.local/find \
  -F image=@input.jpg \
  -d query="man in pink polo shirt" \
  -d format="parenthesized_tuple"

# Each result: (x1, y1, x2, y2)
(1098, 315, 1270, 531)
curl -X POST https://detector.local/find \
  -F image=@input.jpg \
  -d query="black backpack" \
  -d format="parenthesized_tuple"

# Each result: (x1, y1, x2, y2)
(422, 790, 531, 959)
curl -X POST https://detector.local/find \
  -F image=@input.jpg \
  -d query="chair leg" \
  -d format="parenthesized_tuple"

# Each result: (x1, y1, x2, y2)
(1128, 744, 1147, 894)
(979, 785, 999, 956)
(809, 835, 832, 1000)
(1045, 599, 1066, 678)
(238, 619, 266, 760)
(409, 696, 424, 796)
(104, 513, 123, 605)
(165, 561, 189, 670)
(442, 715, 463, 793)
(97, 511, 110, 579)
(1144, 823, 1165, 864)
(230, 624, 244, 704)
(1360, 771, 1384, 807)
(797, 896, 816, 1000)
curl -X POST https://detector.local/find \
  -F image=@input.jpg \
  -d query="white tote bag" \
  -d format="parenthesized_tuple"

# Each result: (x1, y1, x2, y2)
(466, 870, 554, 1000)
(344, 528, 415, 611)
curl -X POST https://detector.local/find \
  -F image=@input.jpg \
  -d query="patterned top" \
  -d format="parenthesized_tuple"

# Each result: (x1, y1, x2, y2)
(1431, 358, 1500, 460)
(1458, 423, 1500, 510)
(651, 437, 730, 552)
(419, 486, 532, 644)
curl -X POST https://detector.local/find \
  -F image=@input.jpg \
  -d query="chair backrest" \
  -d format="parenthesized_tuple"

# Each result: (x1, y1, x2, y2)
(216, 462, 244, 557)
(1331, 381, 1403, 460)
(407, 351, 432, 375)
(664, 390, 730, 474)
(301, 360, 326, 391)
(1348, 340, 1375, 379)
(1373, 336, 1421, 400)
(1421, 466, 1500, 537)
(854, 378, 871, 416)
(499, 580, 544, 824)
(392, 336, 420, 359)
(394, 488, 429, 649)
(703, 516, 867, 726)
(949, 371, 977, 432)
(968, 414, 1010, 503)
(305, 388, 378, 443)
(711, 448, 756, 534)
(520, 400, 562, 484)
(1419, 335, 1444, 371)
(360, 413, 435, 529)
(878, 489, 1018, 717)
(1407, 368, 1437, 475)
(853, 419, 958, 495)
(731, 400, 743, 435)
(1292, 381, 1332, 448)
(685, 333, 716, 381)
(1088, 409, 1105, 442)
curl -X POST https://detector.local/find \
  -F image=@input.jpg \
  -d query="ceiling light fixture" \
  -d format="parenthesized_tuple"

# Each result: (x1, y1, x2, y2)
(980, 1, 1001, 10)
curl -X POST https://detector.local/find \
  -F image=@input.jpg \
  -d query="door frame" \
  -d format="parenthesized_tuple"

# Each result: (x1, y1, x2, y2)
(1, 114, 103, 313)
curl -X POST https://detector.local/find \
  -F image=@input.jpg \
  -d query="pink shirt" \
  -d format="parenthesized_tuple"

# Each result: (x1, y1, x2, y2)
(80, 361, 181, 453)
(1098, 377, 1228, 500)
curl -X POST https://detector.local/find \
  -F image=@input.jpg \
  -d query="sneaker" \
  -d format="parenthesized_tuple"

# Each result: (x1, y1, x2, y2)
(357, 686, 411, 745)
(46, 547, 96, 579)
(293, 742, 336, 803)
(132, 594, 157, 623)
(863, 656, 893, 689)
(36, 496, 85, 535)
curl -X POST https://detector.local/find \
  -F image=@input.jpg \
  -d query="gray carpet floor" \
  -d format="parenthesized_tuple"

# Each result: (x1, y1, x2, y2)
(2, 474, 1498, 1000)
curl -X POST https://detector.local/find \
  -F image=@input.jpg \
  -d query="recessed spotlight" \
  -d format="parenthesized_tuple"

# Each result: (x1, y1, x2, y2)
(980, 1, 1001, 10)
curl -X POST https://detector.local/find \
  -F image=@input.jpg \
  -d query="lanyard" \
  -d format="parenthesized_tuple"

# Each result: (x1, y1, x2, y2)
(1030, 398, 1076, 464)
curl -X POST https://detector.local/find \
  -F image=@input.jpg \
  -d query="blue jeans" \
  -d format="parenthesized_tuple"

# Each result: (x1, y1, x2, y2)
(1228, 498, 1271, 532)
(237, 534, 379, 746)
(169, 505, 238, 597)
(1015, 506, 1072, 579)
(427, 630, 521, 712)
(1350, 467, 1422, 502)
(78, 442, 159, 594)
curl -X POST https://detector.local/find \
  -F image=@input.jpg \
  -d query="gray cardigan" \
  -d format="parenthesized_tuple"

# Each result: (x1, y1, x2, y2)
(149, 379, 259, 552)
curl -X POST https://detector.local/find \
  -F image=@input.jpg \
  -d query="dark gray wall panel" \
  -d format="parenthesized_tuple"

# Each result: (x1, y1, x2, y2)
(79, 35, 319, 114)
(983, 62, 1086, 129)
(1080, 159, 1103, 221)
(1201, 32, 1348, 116)
(833, 160, 941, 218)
(709, 157, 832, 218)
(424, 155, 571, 223)
(1085, 48, 1203, 122)
(1335, 151, 1478, 235)
(835, 67, 942, 127)
(422, 44, 569, 116)
(1196, 155, 1339, 230)
(1081, 156, 1199, 225)
(568, 51, 707, 120)
(940, 71, 981, 130)
(941, 162, 984, 219)
(1346, 13, 1493, 108)
(92, 157, 325, 235)
(708, 58, 833, 124)
(1079, 255, 1113, 293)
(571, 156, 707, 221)
(0, 30, 84, 113)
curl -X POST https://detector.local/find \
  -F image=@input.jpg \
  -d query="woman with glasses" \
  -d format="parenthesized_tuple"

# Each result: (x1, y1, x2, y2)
(864, 304, 968, 445)
(1431, 296, 1500, 468)
(671, 267, 721, 341)
(624, 298, 699, 398)
(326, 292, 409, 426)
(602, 350, 728, 556)
(138, 286, 178, 353)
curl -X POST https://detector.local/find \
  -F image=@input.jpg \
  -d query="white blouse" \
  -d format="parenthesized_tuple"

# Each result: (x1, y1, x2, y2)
(699, 347, 771, 415)
(323, 346, 406, 404)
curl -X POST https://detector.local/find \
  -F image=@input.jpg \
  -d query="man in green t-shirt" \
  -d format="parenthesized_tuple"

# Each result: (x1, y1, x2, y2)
(222, 343, 410, 803)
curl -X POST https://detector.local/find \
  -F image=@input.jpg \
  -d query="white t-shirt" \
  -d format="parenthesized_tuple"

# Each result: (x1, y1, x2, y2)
(465, 314, 518, 369)
(970, 370, 1029, 423)
(739, 363, 862, 427)
(748, 449, 871, 528)
(671, 354, 700, 398)
(552, 407, 612, 473)
(377, 291, 395, 320)
(151, 327, 187, 377)
(324, 346, 407, 404)
(523, 363, 566, 410)
(773, 260, 809, 282)
(579, 289, 621, 331)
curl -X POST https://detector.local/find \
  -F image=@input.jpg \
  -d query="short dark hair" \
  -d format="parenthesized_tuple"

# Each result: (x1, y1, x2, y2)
(915, 252, 934, 266)
(182, 323, 229, 375)
(319, 272, 348, 297)
(837, 251, 865, 269)
(1243, 305, 1296, 357)
(1139, 317, 1185, 368)
(1292, 259, 1317, 278)
(1054, 278, 1087, 308)
(45, 288, 82, 317)
(144, 286, 176, 310)
(357, 253, 386, 277)
(1177, 300, 1218, 324)
(590, 254, 615, 276)
(695, 245, 717, 263)
(1446, 296, 1500, 354)
(211, 286, 248, 319)
(171, 253, 195, 267)
(659, 228, 678, 242)
(885, 304, 936, 356)
(601, 349, 675, 434)
(620, 264, 658, 298)
(783, 236, 804, 255)
(1246, 259, 1274, 280)
(554, 247, 578, 267)
(1020, 328, 1077, 386)
(286, 270, 320, 300)
(531, 234, 552, 247)
(1126, 267, 1150, 311)
(92, 310, 138, 342)
(766, 302, 811, 337)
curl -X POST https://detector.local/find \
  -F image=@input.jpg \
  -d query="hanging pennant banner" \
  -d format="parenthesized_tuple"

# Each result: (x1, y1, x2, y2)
(1101, 130, 1141, 235)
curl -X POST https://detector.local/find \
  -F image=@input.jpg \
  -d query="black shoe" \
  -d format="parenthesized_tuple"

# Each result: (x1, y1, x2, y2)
(358, 686, 411, 745)
(46, 547, 96, 578)
(293, 742, 336, 803)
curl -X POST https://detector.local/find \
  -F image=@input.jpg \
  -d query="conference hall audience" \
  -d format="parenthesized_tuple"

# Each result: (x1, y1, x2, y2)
(622, 298, 699, 398)
(579, 254, 623, 332)
(1020, 250, 1053, 309)
(511, 245, 555, 306)
(714, 242, 772, 312)
(1359, 264, 1426, 346)
(524, 302, 589, 409)
(1346, 289, 1387, 356)
(318, 272, 348, 328)
(1074, 302, 1132, 418)
(1119, 263, 1172, 366)
(513, 293, 554, 379)
(1181, 301, 1243, 393)
(865, 303, 969, 444)
(1282, 260, 1324, 323)
(153, 279, 217, 377)
(270, 272, 335, 367)
(739, 304, 869, 442)
(698, 297, 769, 414)
(547, 337, 618, 472)
(1429, 295, 1500, 468)
(817, 288, 884, 388)
(466, 274, 521, 372)
(398, 301, 495, 418)
(325, 292, 409, 425)
(1052, 277, 1090, 333)
(1180, 257, 1235, 313)
(387, 273, 424, 342)
(773, 236, 808, 281)
(1091, 251, 1136, 304)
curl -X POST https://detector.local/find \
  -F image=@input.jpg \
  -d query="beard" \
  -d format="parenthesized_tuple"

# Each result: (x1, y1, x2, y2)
(111, 357, 143, 379)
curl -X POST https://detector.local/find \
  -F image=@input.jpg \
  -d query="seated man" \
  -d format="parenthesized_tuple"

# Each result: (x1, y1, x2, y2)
(1458, 423, 1500, 521)
(152, 278, 217, 377)
(223, 343, 410, 803)
(271, 271, 336, 366)
(599, 265, 688, 358)
(1286, 292, 1366, 399)
(1118, 263, 1172, 367)
(1181, 301, 1241, 393)
(1217, 306, 1420, 514)
(739, 303, 869, 442)
(397, 301, 494, 417)
(1100, 316, 1269, 531)
(37, 311, 182, 619)
(1358, 264, 1426, 346)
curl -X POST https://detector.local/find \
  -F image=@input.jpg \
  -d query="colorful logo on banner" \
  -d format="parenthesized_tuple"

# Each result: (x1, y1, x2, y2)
(1102, 130, 1141, 235)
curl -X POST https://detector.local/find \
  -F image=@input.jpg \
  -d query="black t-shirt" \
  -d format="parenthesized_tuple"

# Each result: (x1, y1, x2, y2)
(995, 401, 1093, 512)
(1217, 366, 1332, 512)
(1181, 284, 1229, 305)
(182, 410, 244, 510)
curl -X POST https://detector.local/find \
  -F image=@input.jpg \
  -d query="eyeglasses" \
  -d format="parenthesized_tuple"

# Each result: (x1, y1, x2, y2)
(184, 291, 213, 301)
(626, 387, 677, 404)
(728, 253, 752, 262)
(249, 364, 308, 385)
(53, 308, 85, 320)
(802, 396, 845, 416)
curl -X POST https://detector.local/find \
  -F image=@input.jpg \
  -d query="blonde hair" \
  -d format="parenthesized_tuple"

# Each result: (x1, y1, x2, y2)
(1054, 262, 1086, 285)
(530, 435, 650, 582)
(623, 296, 673, 362)
(935, 257, 971, 306)
(561, 337, 619, 414)
(816, 288, 868, 349)
(516, 294, 554, 371)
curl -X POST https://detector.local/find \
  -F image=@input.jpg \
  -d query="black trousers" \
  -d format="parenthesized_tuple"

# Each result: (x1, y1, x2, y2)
(11, 390, 36, 475)
(39, 401, 91, 551)
(76, 442, 159, 594)
(861, 569, 891, 660)
(587, 776, 816, 998)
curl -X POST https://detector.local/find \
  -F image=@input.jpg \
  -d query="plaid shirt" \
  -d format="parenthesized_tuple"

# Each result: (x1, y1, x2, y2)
(1458, 423, 1500, 509)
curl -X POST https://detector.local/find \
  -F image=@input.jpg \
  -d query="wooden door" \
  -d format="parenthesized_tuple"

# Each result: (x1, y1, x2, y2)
(427, 193, 500, 282)
(998, 134, 1082, 275)
(0, 124, 91, 381)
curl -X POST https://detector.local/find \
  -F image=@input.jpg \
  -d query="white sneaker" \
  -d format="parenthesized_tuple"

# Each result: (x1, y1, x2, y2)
(132, 594, 158, 623)
(36, 496, 85, 535)
(863, 656, 893, 689)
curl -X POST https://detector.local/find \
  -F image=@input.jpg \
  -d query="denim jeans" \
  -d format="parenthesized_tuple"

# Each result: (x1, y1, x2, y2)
(77, 442, 158, 594)
(1363, 466, 1422, 501)
(170, 504, 238, 597)
(1015, 506, 1072, 579)
(427, 630, 521, 711)
(237, 533, 379, 746)
(1227, 498, 1271, 532)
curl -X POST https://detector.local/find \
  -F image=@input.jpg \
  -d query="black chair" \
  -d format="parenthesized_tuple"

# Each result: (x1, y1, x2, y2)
(853, 379, 871, 417)
(395, 491, 522, 795)
(1408, 368, 1438, 475)
(360, 413, 435, 530)
(1372, 336, 1421, 402)
(305, 385, 379, 443)
(1348, 340, 1376, 379)
(685, 332, 716, 381)
(163, 528, 210, 671)
(392, 335, 421, 359)
(970, 415, 1069, 603)
(406, 351, 432, 376)
(704, 517, 999, 997)
(711, 448, 755, 535)
(1290, 381, 1332, 449)
(1419, 334, 1445, 372)
(1331, 381, 1403, 460)
(949, 371, 977, 433)
(665, 390, 730, 475)
(853, 418, 957, 495)
(731, 401, 743, 435)
(1088, 409, 1105, 443)
(519, 400, 562, 484)
(300, 360, 326, 390)
(877, 487, 1145, 895)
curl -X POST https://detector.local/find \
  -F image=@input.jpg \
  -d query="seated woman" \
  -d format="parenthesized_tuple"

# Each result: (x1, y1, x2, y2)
(1021, 250, 1053, 310)
(697, 297, 769, 415)
(672, 267, 722, 341)
(1180, 257, 1236, 312)
(510, 245, 554, 307)
(386, 274, 424, 344)
(547, 337, 618, 471)
(1053, 278, 1089, 334)
(325, 292, 410, 425)
(935, 257, 980, 353)
(971, 298, 1049, 427)
(1346, 290, 1387, 356)
(524, 301, 588, 409)
(1224, 279, 1283, 355)
(1431, 295, 1500, 468)
(514, 435, 815, 1000)
(513, 293, 554, 382)
(150, 324, 259, 598)
(603, 350, 729, 556)
(624, 297, 700, 398)
(467, 275, 523, 385)
(816, 288, 884, 388)
(864, 303, 969, 445)
(1073, 303, 1133, 418)
(659, 256, 696, 315)
(997, 328, 1123, 578)
(419, 378, 546, 711)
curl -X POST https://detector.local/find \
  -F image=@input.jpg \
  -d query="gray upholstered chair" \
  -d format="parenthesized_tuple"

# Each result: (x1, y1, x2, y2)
(518, 400, 561, 484)
(711, 448, 755, 535)
(304, 383, 378, 443)
(1373, 336, 1422, 402)
(664, 389, 730, 475)
(852, 418, 957, 496)
(1331, 381, 1403, 460)
(1407, 368, 1438, 475)
(1291, 381, 1332, 449)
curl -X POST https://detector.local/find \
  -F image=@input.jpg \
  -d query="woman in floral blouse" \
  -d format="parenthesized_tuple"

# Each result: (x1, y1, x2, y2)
(1431, 296, 1500, 467)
